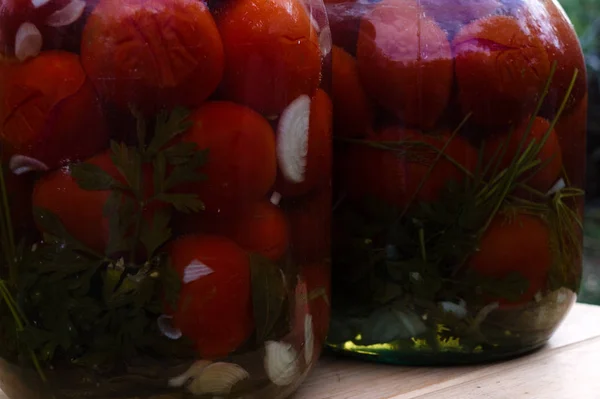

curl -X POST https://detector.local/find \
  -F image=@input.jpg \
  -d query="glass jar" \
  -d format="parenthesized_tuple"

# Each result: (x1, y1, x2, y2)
(0, 0, 332, 397)
(328, 0, 586, 364)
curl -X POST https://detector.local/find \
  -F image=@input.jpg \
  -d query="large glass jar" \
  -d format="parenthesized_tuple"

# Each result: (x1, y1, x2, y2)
(0, 0, 332, 397)
(327, 0, 586, 364)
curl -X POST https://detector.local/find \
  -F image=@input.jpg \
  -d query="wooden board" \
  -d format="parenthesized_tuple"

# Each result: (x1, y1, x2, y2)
(1, 303, 599, 399)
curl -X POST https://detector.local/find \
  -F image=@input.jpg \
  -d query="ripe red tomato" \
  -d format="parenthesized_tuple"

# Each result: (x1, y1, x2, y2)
(214, 0, 322, 116)
(484, 117, 563, 194)
(453, 15, 550, 127)
(331, 46, 373, 139)
(167, 234, 254, 359)
(467, 213, 552, 307)
(175, 200, 290, 261)
(274, 89, 333, 198)
(283, 187, 331, 263)
(81, 0, 224, 114)
(0, 51, 108, 171)
(555, 95, 586, 190)
(356, 0, 453, 129)
(326, 0, 375, 55)
(301, 262, 331, 346)
(339, 129, 478, 208)
(175, 101, 277, 215)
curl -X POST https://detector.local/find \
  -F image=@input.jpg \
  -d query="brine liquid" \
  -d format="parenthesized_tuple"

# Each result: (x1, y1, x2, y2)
(328, 0, 586, 363)
(0, 0, 332, 397)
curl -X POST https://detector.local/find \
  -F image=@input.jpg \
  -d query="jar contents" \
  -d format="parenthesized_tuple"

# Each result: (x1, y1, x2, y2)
(0, 0, 332, 397)
(328, 0, 586, 364)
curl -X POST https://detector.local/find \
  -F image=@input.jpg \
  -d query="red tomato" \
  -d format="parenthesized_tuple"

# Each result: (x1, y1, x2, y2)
(356, 0, 453, 129)
(214, 0, 322, 116)
(484, 117, 563, 194)
(331, 46, 373, 139)
(31, 150, 159, 254)
(467, 213, 552, 307)
(81, 0, 224, 114)
(301, 262, 331, 346)
(420, 0, 500, 38)
(0, 51, 108, 171)
(339, 129, 478, 208)
(167, 234, 254, 359)
(283, 187, 331, 263)
(175, 200, 290, 261)
(453, 15, 550, 127)
(175, 101, 277, 215)
(326, 0, 375, 55)
(274, 89, 333, 198)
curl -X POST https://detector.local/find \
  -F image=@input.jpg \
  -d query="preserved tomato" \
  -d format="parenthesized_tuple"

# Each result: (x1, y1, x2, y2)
(328, 0, 585, 365)
(0, 0, 331, 398)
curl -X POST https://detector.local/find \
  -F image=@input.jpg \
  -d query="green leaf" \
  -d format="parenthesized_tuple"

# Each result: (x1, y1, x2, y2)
(129, 104, 147, 150)
(249, 254, 287, 342)
(147, 107, 192, 155)
(161, 258, 182, 310)
(110, 140, 141, 189)
(104, 192, 136, 255)
(163, 142, 200, 165)
(163, 150, 209, 191)
(140, 207, 172, 257)
(154, 193, 204, 213)
(71, 162, 121, 191)
(152, 152, 167, 195)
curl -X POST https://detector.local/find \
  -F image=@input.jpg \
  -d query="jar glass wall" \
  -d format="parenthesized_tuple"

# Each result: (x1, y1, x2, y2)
(0, 0, 332, 397)
(328, 0, 586, 365)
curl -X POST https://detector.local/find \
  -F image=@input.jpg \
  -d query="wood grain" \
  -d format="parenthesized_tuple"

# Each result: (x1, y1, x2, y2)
(1, 304, 599, 399)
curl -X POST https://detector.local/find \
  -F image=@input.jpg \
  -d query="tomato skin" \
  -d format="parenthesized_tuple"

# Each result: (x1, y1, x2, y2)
(331, 46, 373, 139)
(176, 101, 277, 215)
(453, 15, 550, 127)
(484, 117, 562, 195)
(274, 89, 333, 197)
(175, 200, 290, 261)
(339, 129, 477, 208)
(81, 0, 224, 114)
(32, 159, 111, 253)
(214, 0, 322, 116)
(0, 51, 109, 170)
(356, 0, 453, 129)
(283, 187, 331, 263)
(467, 213, 551, 307)
(326, 0, 375, 55)
(167, 234, 254, 359)
(301, 262, 331, 346)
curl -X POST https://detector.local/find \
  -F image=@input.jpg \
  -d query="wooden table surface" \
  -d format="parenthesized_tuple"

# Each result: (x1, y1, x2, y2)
(1, 303, 598, 399)
(295, 303, 600, 399)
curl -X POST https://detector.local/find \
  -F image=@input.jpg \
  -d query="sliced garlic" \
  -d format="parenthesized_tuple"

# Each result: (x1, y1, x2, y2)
(270, 191, 282, 206)
(183, 259, 214, 284)
(45, 0, 86, 27)
(304, 314, 314, 365)
(31, 0, 51, 8)
(276, 95, 311, 184)
(439, 298, 468, 319)
(9, 155, 49, 175)
(546, 178, 566, 197)
(157, 315, 182, 340)
(15, 23, 42, 62)
(189, 362, 249, 396)
(264, 341, 300, 387)
(319, 26, 332, 57)
(168, 360, 212, 388)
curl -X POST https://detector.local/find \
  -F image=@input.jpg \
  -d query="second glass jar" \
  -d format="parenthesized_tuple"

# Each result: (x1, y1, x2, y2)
(327, 0, 586, 364)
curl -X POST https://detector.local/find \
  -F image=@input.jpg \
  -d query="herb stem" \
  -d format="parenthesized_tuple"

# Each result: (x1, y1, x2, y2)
(0, 163, 17, 282)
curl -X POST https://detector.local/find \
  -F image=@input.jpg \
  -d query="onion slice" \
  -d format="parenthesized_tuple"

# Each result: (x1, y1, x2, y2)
(276, 95, 311, 184)
(319, 26, 332, 57)
(46, 0, 86, 27)
(183, 259, 214, 284)
(9, 155, 48, 175)
(157, 315, 183, 340)
(15, 23, 43, 62)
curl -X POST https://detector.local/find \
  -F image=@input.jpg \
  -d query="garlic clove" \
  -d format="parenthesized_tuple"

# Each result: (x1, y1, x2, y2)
(183, 259, 214, 284)
(15, 23, 43, 62)
(31, 0, 51, 8)
(264, 341, 301, 387)
(157, 315, 182, 340)
(168, 360, 212, 388)
(45, 0, 86, 27)
(9, 155, 49, 175)
(276, 95, 311, 184)
(189, 362, 249, 396)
